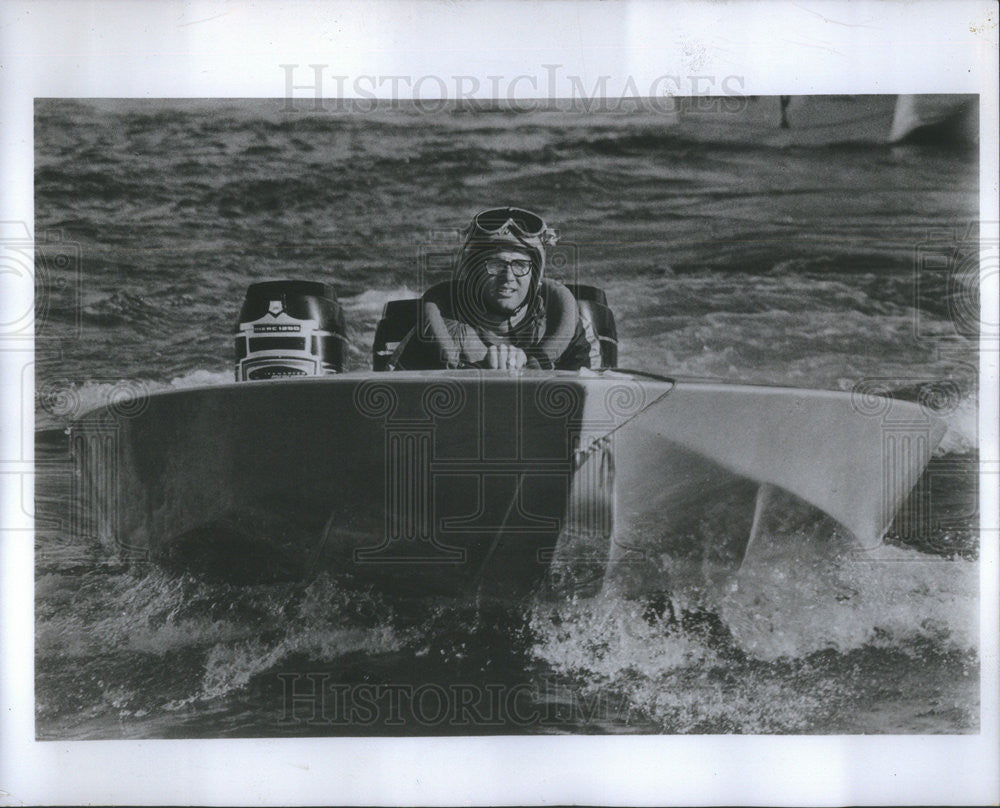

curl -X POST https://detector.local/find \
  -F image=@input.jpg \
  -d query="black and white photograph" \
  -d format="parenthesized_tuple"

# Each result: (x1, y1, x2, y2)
(3, 0, 999, 804)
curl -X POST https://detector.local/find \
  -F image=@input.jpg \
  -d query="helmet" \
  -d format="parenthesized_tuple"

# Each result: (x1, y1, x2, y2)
(453, 207, 558, 322)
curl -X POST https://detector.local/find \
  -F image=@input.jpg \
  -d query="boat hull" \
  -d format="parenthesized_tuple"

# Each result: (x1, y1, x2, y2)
(69, 371, 944, 596)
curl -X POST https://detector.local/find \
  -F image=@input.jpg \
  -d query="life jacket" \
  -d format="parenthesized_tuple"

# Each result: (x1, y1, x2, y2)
(395, 279, 593, 370)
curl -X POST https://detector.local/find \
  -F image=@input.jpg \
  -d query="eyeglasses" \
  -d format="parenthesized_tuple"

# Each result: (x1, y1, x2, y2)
(483, 258, 533, 277)
(474, 207, 548, 237)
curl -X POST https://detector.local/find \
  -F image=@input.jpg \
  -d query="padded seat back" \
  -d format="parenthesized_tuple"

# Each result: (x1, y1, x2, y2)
(562, 284, 619, 368)
(372, 298, 422, 371)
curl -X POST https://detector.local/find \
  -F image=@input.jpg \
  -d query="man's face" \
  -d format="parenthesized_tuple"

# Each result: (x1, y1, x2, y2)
(480, 248, 534, 315)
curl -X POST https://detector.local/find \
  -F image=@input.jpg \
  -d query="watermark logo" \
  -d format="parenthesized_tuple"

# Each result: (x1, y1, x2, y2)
(1, 222, 83, 341)
(280, 64, 746, 114)
(913, 223, 998, 349)
(35, 378, 153, 547)
(277, 674, 634, 729)
(851, 376, 969, 544)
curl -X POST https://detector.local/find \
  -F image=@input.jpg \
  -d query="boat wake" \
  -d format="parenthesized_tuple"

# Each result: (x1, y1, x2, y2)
(532, 531, 978, 733)
(36, 510, 978, 738)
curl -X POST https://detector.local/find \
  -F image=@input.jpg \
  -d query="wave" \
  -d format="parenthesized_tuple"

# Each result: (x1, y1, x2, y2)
(530, 537, 979, 732)
(340, 286, 420, 315)
(34, 512, 979, 736)
(34, 369, 237, 430)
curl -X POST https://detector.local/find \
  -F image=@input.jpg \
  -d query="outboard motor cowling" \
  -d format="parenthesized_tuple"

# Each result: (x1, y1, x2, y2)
(235, 280, 346, 380)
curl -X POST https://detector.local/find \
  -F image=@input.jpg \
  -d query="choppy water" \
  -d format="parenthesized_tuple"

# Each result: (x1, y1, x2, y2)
(34, 97, 980, 737)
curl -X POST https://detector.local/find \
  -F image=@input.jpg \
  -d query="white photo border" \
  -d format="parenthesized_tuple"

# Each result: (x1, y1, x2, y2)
(2, 0, 998, 805)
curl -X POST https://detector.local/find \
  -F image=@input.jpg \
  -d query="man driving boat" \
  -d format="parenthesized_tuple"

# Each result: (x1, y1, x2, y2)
(393, 207, 596, 370)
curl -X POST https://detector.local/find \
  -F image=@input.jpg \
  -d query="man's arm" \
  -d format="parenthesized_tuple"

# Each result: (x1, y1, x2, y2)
(420, 295, 491, 368)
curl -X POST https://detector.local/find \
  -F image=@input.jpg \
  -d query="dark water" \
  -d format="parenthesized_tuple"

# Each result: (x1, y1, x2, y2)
(34, 98, 980, 738)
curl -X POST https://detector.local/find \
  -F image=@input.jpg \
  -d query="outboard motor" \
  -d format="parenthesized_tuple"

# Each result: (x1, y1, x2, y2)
(235, 280, 347, 381)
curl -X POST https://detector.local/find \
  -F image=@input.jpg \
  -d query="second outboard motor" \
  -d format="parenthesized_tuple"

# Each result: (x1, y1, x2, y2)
(235, 280, 346, 381)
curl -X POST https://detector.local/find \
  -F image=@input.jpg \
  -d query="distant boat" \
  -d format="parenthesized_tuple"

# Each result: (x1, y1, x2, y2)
(889, 94, 979, 145)
(659, 95, 978, 148)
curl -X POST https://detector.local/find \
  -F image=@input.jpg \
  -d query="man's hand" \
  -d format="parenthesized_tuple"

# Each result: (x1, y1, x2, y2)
(485, 344, 528, 369)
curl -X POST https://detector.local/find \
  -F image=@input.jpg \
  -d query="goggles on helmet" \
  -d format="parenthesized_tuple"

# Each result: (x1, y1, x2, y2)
(468, 207, 558, 246)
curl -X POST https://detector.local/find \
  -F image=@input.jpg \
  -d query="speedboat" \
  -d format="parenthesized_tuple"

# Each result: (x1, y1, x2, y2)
(69, 280, 946, 597)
